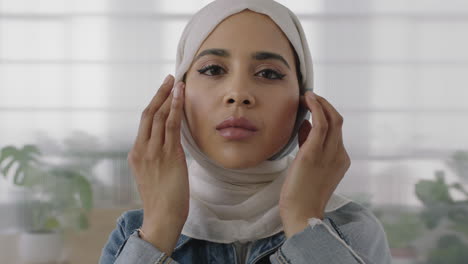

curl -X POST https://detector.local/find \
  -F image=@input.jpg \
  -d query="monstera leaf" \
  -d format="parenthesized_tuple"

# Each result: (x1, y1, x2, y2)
(0, 145, 42, 185)
(48, 167, 93, 212)
(415, 170, 453, 207)
(414, 170, 456, 229)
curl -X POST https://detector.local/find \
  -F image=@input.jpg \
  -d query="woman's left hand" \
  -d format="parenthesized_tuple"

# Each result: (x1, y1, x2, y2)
(279, 91, 351, 238)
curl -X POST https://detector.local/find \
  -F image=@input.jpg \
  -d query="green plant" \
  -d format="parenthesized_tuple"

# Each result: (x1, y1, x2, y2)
(414, 150, 468, 262)
(415, 170, 468, 234)
(0, 144, 93, 232)
(425, 234, 468, 264)
(446, 150, 468, 183)
(381, 211, 425, 249)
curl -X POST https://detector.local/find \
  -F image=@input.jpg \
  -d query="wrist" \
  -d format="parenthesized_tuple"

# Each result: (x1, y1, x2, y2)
(283, 218, 309, 239)
(139, 218, 184, 256)
(282, 212, 324, 239)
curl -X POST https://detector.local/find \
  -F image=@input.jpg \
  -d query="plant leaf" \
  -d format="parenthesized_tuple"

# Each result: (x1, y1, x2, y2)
(78, 211, 89, 230)
(381, 212, 424, 248)
(415, 171, 453, 206)
(74, 173, 93, 212)
(43, 217, 60, 230)
(0, 144, 43, 186)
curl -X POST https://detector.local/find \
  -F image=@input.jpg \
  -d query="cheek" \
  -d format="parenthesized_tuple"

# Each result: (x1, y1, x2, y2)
(273, 94, 298, 119)
(184, 90, 214, 134)
(185, 91, 202, 115)
(265, 97, 298, 136)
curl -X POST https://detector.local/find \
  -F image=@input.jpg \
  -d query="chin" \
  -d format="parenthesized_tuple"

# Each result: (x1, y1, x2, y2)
(211, 151, 263, 170)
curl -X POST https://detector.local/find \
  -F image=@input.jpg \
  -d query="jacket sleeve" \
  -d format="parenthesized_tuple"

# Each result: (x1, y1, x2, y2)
(98, 213, 180, 264)
(269, 204, 393, 264)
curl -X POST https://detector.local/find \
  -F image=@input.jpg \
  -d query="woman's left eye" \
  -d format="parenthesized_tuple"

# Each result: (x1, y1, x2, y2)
(257, 69, 286, 80)
(197, 64, 285, 80)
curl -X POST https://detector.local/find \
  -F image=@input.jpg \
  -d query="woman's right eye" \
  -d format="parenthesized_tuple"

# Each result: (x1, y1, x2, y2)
(197, 64, 225, 76)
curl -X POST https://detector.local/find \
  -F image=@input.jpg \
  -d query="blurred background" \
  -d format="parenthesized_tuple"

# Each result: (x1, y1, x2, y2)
(0, 0, 467, 263)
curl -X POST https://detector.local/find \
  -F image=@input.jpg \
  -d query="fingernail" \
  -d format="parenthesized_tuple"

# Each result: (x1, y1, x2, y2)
(163, 74, 172, 85)
(174, 82, 184, 98)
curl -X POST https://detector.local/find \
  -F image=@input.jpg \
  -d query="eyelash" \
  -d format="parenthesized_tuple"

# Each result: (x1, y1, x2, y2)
(197, 64, 286, 80)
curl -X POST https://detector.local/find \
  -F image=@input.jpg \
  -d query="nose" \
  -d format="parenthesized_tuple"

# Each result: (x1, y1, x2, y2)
(223, 91, 256, 108)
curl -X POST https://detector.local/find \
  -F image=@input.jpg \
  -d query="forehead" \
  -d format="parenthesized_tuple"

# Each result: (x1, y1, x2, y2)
(196, 9, 294, 59)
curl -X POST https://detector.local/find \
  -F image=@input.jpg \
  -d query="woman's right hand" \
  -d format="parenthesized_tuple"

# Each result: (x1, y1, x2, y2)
(127, 74, 189, 255)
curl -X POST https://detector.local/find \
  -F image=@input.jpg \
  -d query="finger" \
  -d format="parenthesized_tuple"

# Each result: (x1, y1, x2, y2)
(315, 94, 344, 152)
(298, 119, 312, 148)
(302, 91, 329, 151)
(147, 82, 178, 152)
(135, 74, 175, 148)
(164, 82, 185, 153)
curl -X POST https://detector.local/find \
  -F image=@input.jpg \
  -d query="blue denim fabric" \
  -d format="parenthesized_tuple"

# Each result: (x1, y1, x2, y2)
(99, 201, 392, 264)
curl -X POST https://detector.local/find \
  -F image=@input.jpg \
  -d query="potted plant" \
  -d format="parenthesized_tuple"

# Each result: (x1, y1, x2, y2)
(0, 144, 93, 263)
(414, 150, 468, 263)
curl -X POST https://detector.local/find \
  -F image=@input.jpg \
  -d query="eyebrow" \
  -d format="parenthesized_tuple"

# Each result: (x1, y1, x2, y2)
(194, 48, 291, 70)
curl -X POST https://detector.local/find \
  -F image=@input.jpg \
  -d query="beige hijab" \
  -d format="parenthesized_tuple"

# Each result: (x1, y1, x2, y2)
(172, 0, 352, 243)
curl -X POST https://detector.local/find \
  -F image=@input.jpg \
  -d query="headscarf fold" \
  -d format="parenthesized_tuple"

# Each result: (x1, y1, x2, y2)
(172, 0, 352, 243)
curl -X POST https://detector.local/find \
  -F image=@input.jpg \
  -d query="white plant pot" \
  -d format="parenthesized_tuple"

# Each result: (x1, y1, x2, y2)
(18, 230, 65, 263)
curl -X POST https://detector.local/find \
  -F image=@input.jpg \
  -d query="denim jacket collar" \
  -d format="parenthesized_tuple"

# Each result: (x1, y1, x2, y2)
(173, 229, 287, 263)
(246, 230, 286, 263)
(174, 233, 192, 251)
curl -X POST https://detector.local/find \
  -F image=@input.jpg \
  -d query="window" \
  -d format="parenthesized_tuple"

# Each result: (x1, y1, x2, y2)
(1, 0, 467, 262)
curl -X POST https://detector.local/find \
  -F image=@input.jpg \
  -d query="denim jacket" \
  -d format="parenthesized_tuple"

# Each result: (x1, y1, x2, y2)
(99, 201, 392, 264)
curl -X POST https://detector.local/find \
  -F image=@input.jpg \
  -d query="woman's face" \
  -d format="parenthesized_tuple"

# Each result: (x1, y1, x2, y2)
(184, 9, 300, 169)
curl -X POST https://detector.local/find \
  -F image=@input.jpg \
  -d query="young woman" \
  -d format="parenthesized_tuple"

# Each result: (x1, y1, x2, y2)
(99, 0, 392, 263)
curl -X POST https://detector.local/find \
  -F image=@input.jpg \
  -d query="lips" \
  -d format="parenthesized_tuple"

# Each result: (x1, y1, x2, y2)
(216, 116, 258, 131)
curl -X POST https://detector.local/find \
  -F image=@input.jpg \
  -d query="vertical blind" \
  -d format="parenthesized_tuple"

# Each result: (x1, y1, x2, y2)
(1, 0, 467, 210)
